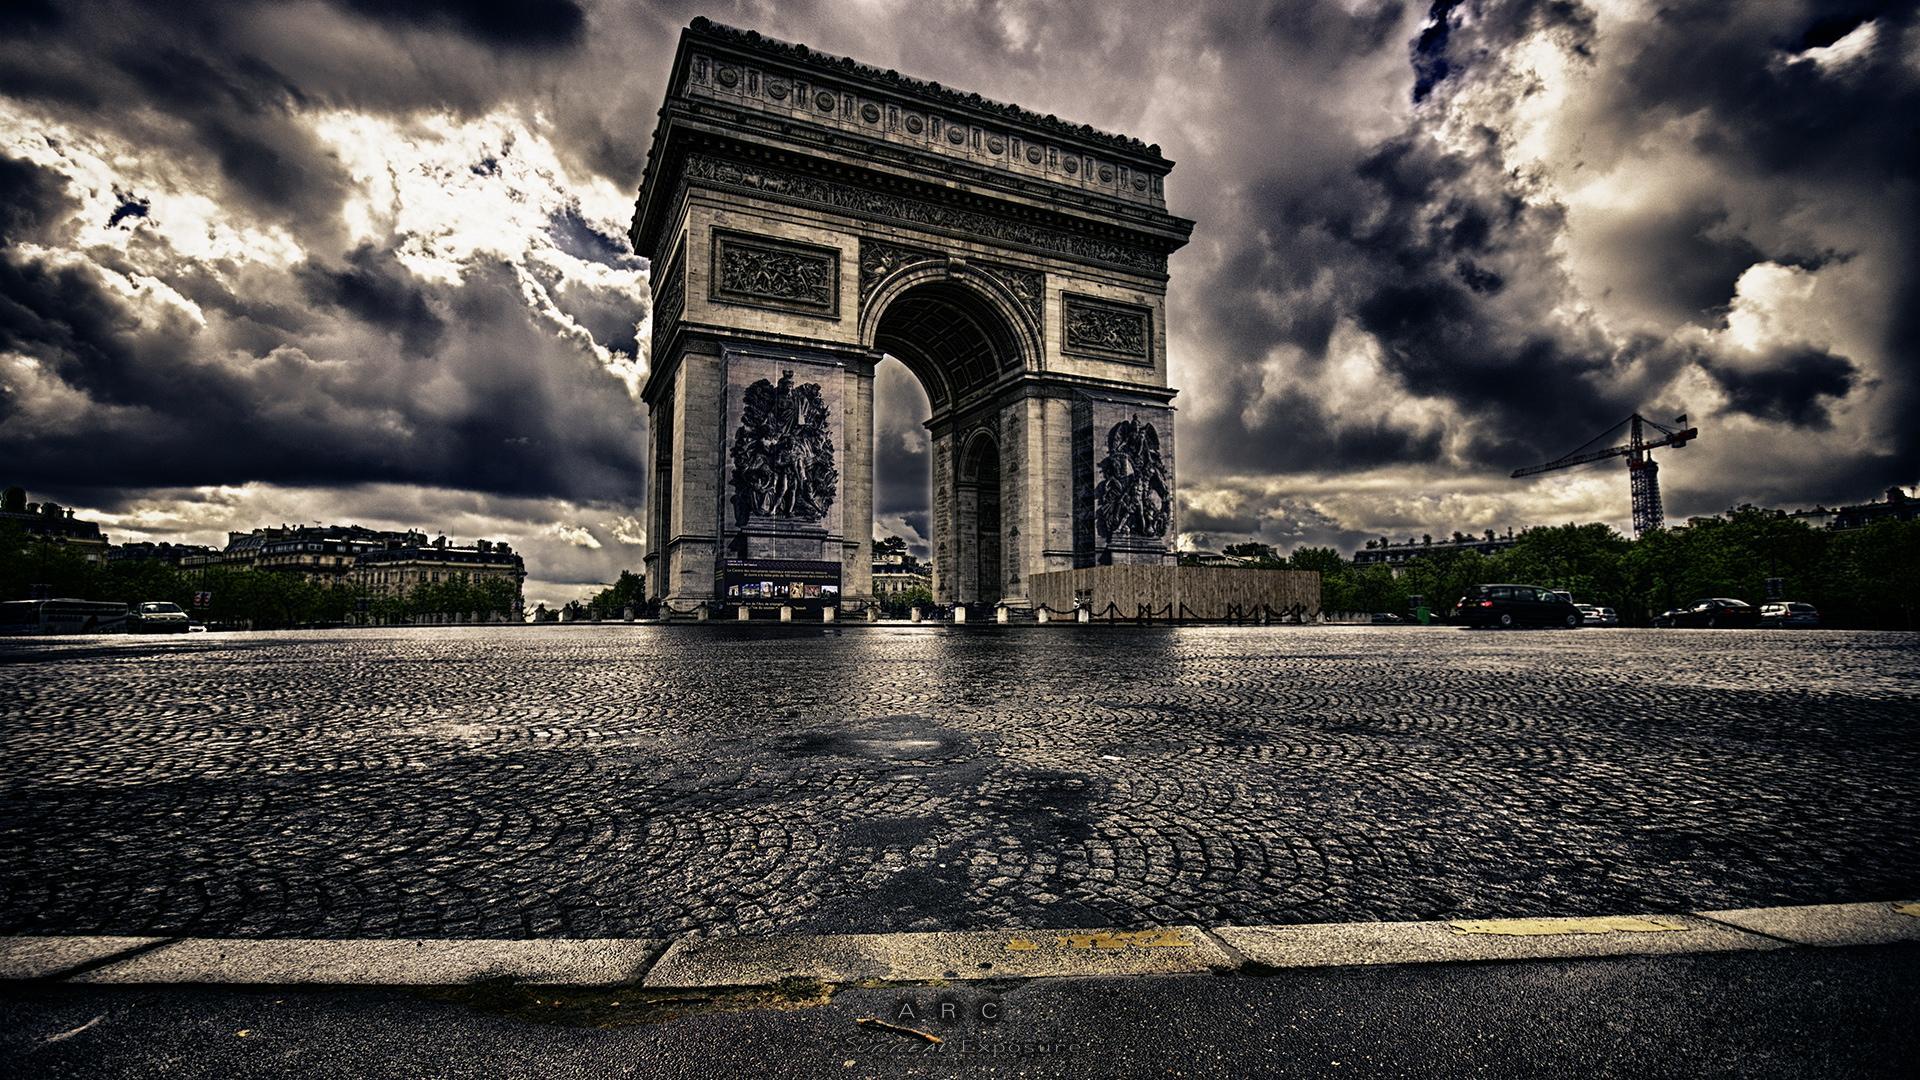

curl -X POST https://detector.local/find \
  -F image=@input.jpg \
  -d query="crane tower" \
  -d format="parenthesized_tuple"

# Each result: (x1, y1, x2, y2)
(1511, 414, 1699, 536)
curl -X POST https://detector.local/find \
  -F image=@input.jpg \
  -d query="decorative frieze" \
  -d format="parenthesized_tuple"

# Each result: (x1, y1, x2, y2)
(1063, 293, 1152, 364)
(709, 228, 839, 317)
(681, 19, 1168, 208)
(685, 154, 1167, 275)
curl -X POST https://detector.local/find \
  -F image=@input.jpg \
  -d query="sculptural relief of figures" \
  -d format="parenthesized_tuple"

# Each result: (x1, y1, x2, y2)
(729, 370, 838, 525)
(1094, 417, 1170, 540)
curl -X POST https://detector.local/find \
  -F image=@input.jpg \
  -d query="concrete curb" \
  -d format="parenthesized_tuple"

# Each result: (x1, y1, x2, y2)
(644, 926, 1234, 987)
(3, 900, 1914, 989)
(66, 938, 663, 986)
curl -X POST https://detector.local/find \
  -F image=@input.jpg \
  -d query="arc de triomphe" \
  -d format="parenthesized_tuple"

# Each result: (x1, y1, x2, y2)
(633, 19, 1193, 611)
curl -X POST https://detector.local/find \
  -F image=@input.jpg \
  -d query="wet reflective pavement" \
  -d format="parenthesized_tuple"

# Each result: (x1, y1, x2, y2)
(1, 625, 1915, 939)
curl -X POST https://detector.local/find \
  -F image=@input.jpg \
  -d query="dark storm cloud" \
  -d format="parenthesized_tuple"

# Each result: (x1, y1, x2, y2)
(0, 0, 673, 231)
(0, 1, 653, 512)
(337, 0, 587, 49)
(296, 244, 447, 357)
(1172, 0, 1914, 511)
(3, 232, 643, 497)
(0, 154, 76, 245)
(1704, 348, 1857, 429)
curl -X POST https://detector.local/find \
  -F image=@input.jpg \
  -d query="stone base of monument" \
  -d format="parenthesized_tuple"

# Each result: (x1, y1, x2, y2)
(1093, 532, 1176, 566)
(731, 517, 835, 562)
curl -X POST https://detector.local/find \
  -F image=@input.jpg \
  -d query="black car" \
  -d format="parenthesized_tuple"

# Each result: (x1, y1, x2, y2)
(1653, 597, 1760, 629)
(1453, 584, 1583, 628)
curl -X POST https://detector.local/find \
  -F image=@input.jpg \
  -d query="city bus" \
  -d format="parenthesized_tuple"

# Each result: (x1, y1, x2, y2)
(0, 598, 129, 635)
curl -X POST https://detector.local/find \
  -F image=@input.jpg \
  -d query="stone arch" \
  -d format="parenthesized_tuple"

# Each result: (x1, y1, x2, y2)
(859, 262, 1041, 416)
(630, 19, 1190, 613)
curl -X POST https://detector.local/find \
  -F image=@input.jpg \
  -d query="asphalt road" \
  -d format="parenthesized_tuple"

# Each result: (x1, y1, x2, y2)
(4, 944, 1916, 1078)
(2, 625, 1917, 939)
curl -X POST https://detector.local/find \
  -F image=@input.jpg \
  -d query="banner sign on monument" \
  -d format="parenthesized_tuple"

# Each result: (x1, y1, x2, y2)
(719, 559, 842, 609)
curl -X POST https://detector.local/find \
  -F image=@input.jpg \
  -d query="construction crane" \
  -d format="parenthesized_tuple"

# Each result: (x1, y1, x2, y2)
(1511, 413, 1699, 536)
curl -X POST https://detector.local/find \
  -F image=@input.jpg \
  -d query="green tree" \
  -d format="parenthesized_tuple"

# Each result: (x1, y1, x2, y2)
(0, 524, 99, 600)
(586, 570, 646, 619)
(1498, 523, 1632, 607)
(1222, 541, 1281, 565)
(879, 583, 933, 618)
(1287, 545, 1345, 576)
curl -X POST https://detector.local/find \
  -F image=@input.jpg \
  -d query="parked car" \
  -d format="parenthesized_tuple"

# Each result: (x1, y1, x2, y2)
(1654, 597, 1760, 628)
(128, 601, 192, 633)
(1453, 584, 1584, 628)
(1575, 605, 1619, 627)
(1369, 612, 1405, 624)
(1760, 601, 1820, 628)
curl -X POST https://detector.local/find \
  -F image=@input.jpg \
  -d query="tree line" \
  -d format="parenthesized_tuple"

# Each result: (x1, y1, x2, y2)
(1207, 509, 1920, 629)
(1, 526, 520, 629)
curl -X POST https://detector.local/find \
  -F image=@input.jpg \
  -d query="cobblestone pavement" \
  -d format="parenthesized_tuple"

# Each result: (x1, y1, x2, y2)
(2, 626, 1916, 940)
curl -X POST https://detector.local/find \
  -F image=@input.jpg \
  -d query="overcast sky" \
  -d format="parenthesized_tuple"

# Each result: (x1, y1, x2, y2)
(3, 0, 1914, 606)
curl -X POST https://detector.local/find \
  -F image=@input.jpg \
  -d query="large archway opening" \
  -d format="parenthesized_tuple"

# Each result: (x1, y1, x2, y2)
(868, 277, 1026, 608)
(870, 356, 932, 608)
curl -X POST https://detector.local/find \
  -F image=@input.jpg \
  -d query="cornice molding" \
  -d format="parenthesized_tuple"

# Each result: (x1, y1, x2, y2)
(685, 18, 1165, 162)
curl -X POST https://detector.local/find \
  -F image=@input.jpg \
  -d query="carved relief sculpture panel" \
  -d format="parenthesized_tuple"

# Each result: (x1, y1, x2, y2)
(1094, 417, 1171, 541)
(858, 238, 939, 303)
(728, 369, 839, 526)
(975, 262, 1044, 327)
(1063, 293, 1153, 364)
(710, 228, 840, 317)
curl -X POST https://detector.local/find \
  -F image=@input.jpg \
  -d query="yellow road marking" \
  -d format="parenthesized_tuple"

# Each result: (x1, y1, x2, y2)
(1448, 916, 1690, 937)
(1893, 903, 1920, 919)
(1005, 938, 1038, 951)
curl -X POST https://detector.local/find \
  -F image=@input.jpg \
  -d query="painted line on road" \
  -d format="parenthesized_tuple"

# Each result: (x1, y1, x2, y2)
(1217, 913, 1771, 971)
(1, 900, 1913, 989)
